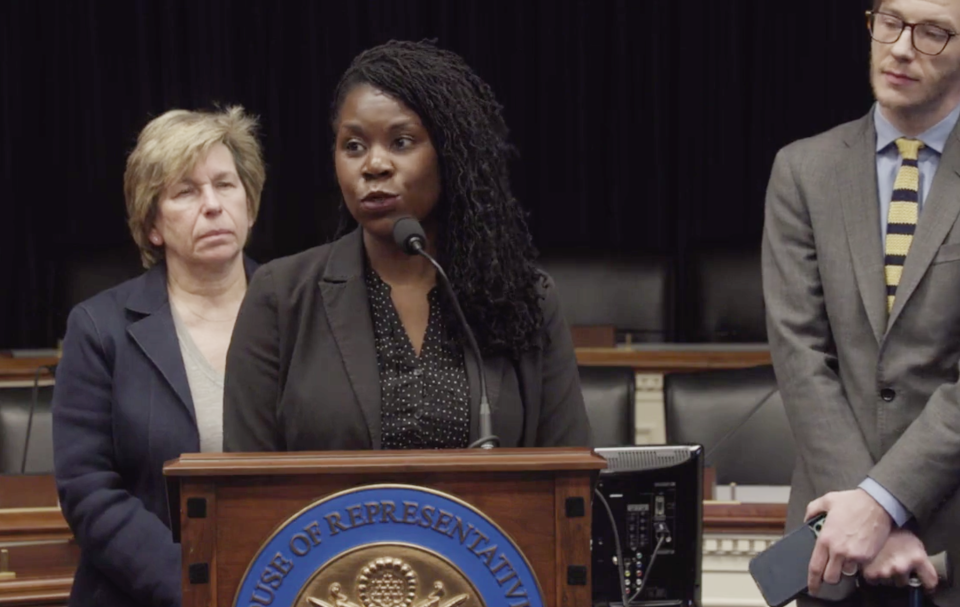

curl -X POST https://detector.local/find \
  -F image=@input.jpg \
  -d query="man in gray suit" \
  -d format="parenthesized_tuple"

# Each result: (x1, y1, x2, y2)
(763, 0, 960, 602)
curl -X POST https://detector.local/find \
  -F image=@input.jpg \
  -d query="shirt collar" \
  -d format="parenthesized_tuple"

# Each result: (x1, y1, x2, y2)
(874, 101, 960, 154)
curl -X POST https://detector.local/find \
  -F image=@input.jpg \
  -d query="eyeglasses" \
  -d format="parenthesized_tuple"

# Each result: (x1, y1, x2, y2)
(866, 11, 958, 56)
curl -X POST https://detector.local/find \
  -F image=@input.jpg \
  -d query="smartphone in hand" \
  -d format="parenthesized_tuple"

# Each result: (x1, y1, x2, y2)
(748, 514, 827, 607)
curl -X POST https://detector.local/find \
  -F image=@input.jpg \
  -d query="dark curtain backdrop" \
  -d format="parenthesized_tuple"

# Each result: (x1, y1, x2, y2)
(0, 0, 873, 348)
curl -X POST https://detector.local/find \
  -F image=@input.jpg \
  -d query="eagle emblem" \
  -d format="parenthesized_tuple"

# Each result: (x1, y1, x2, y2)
(306, 557, 470, 607)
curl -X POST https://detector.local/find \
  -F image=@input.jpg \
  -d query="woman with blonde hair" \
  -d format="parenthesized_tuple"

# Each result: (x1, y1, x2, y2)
(52, 106, 265, 607)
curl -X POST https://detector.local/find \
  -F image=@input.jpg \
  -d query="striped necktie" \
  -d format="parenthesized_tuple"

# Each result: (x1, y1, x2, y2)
(884, 137, 924, 313)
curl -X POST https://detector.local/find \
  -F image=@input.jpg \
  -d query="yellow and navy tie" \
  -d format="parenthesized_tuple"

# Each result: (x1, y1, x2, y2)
(884, 138, 924, 313)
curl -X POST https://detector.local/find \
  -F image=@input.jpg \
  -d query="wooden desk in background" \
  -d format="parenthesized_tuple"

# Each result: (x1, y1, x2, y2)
(4, 347, 772, 444)
(0, 355, 59, 388)
(575, 343, 772, 372)
(2, 347, 773, 381)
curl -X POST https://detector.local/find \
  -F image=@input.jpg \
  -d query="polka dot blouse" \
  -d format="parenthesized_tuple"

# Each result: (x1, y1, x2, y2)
(365, 267, 471, 449)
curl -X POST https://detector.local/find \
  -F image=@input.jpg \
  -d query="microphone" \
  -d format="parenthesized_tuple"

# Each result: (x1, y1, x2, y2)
(21, 364, 57, 474)
(392, 216, 500, 449)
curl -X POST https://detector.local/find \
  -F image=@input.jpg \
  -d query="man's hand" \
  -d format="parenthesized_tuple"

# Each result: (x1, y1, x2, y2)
(862, 529, 938, 590)
(805, 489, 894, 595)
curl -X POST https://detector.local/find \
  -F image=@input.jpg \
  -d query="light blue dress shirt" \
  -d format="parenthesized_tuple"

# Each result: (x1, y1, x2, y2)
(859, 102, 960, 527)
(874, 102, 960, 238)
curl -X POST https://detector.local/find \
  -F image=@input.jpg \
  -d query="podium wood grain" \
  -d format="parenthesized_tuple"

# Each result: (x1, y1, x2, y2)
(181, 483, 217, 607)
(165, 449, 605, 607)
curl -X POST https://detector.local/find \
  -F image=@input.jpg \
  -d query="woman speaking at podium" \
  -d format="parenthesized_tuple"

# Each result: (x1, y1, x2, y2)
(224, 40, 590, 452)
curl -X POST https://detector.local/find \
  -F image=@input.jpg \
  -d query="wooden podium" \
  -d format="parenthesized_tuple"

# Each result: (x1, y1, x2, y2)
(163, 448, 605, 607)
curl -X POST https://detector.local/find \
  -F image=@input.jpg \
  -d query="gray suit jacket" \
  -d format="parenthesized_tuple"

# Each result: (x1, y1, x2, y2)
(763, 110, 960, 602)
(223, 228, 591, 451)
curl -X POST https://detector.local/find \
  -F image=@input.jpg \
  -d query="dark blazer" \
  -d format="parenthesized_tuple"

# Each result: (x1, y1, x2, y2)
(763, 111, 960, 603)
(52, 258, 256, 607)
(223, 228, 591, 451)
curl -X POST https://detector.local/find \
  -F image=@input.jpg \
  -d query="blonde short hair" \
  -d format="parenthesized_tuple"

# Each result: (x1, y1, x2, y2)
(124, 106, 266, 268)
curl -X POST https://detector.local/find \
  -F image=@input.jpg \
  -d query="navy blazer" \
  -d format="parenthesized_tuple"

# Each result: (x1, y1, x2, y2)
(52, 258, 256, 607)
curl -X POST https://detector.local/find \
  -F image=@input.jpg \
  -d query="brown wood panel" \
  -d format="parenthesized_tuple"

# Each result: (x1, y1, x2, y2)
(703, 502, 787, 534)
(0, 510, 70, 544)
(0, 475, 74, 607)
(0, 477, 58, 510)
(702, 467, 716, 501)
(0, 357, 59, 383)
(212, 472, 558, 607)
(165, 447, 605, 477)
(554, 472, 592, 607)
(570, 325, 616, 348)
(180, 482, 217, 607)
(3, 544, 78, 579)
(0, 575, 71, 607)
(575, 347, 771, 371)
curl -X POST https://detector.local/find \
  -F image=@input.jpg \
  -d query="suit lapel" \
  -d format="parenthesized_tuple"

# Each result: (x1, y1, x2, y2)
(124, 256, 260, 428)
(319, 228, 504, 447)
(465, 349, 504, 443)
(839, 115, 887, 344)
(124, 264, 195, 423)
(320, 229, 383, 448)
(886, 128, 960, 332)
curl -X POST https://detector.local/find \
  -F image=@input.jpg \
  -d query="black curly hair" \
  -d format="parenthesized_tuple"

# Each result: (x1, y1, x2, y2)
(331, 40, 545, 357)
